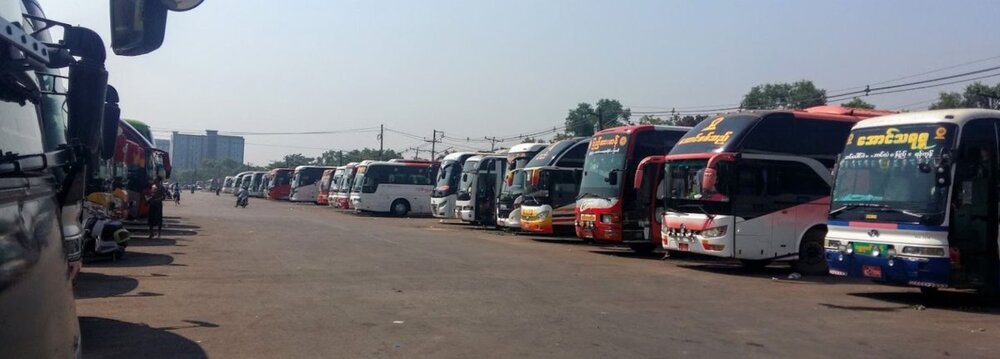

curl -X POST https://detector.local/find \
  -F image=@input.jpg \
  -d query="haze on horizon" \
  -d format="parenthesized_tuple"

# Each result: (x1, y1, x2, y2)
(41, 0, 1000, 165)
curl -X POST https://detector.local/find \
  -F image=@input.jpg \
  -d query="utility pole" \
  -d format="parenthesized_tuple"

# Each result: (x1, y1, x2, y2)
(596, 109, 604, 131)
(425, 130, 440, 160)
(484, 136, 500, 152)
(378, 124, 384, 160)
(338, 150, 343, 166)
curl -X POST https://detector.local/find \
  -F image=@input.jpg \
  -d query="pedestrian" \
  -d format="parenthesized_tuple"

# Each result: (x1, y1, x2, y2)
(147, 177, 166, 239)
(172, 182, 181, 205)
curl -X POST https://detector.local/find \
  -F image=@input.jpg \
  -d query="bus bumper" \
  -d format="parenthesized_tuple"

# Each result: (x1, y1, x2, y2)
(521, 205, 553, 234)
(431, 197, 454, 218)
(825, 250, 950, 287)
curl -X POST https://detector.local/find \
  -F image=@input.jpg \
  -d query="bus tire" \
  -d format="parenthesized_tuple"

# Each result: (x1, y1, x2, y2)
(628, 243, 656, 254)
(794, 228, 828, 275)
(390, 199, 410, 217)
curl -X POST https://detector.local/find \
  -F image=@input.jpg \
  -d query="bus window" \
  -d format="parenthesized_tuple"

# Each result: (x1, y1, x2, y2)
(731, 161, 770, 219)
(740, 113, 795, 154)
(769, 161, 829, 204)
(555, 142, 588, 168)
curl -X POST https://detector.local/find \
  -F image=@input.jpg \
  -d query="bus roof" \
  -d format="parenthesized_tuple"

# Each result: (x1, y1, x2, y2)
(852, 108, 1000, 130)
(366, 161, 436, 168)
(441, 152, 478, 161)
(508, 143, 548, 153)
(267, 168, 292, 174)
(293, 165, 336, 171)
(465, 154, 505, 162)
(593, 124, 692, 136)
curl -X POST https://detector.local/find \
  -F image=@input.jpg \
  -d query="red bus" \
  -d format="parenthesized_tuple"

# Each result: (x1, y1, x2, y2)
(317, 168, 341, 205)
(119, 120, 170, 219)
(265, 168, 294, 200)
(574, 125, 689, 252)
(332, 162, 362, 208)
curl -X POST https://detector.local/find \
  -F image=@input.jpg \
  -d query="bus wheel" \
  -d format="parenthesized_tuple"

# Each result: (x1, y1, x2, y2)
(628, 243, 656, 254)
(794, 229, 828, 275)
(390, 200, 410, 217)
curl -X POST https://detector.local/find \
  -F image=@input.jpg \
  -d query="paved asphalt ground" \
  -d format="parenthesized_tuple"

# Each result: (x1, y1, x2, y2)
(74, 192, 999, 358)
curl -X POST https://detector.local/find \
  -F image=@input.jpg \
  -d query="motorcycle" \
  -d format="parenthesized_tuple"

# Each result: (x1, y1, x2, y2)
(82, 200, 130, 259)
(236, 189, 249, 208)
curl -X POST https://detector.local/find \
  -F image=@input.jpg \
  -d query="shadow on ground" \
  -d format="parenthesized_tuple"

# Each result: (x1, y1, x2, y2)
(848, 291, 1000, 314)
(80, 317, 211, 359)
(83, 251, 175, 268)
(73, 272, 139, 299)
(126, 238, 179, 247)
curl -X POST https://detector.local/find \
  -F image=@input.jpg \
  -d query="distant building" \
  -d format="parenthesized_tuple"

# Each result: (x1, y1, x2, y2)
(170, 130, 245, 169)
(154, 138, 170, 153)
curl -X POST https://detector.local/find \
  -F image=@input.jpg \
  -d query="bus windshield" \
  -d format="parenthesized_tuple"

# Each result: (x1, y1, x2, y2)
(524, 169, 580, 207)
(501, 169, 526, 198)
(831, 124, 957, 225)
(664, 159, 733, 214)
(435, 161, 461, 196)
(458, 160, 479, 195)
(579, 133, 629, 199)
(668, 115, 757, 155)
(351, 168, 367, 193)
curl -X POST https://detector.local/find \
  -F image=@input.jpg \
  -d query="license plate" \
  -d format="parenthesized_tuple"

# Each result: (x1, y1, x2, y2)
(678, 243, 689, 251)
(862, 265, 882, 278)
(579, 229, 593, 238)
(581, 214, 596, 222)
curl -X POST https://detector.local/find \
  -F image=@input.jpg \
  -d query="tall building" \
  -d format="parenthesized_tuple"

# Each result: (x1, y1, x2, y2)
(170, 130, 245, 169)
(154, 138, 170, 153)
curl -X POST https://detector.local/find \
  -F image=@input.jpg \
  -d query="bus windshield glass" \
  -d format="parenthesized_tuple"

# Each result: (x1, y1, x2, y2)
(668, 115, 757, 155)
(435, 161, 461, 195)
(579, 133, 629, 199)
(664, 159, 733, 214)
(351, 167, 367, 192)
(831, 124, 957, 225)
(502, 169, 526, 197)
(458, 160, 479, 195)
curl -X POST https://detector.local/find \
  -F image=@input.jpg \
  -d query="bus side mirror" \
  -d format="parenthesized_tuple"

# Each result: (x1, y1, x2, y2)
(64, 26, 108, 157)
(110, 0, 204, 56)
(101, 85, 120, 160)
(702, 168, 717, 193)
(935, 150, 953, 187)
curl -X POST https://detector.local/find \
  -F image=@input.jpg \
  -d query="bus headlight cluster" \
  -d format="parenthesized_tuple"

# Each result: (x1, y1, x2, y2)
(901, 246, 946, 257)
(600, 214, 620, 224)
(700, 226, 727, 238)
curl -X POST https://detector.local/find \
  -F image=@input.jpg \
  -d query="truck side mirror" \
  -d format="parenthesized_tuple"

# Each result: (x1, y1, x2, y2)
(110, 0, 168, 56)
(64, 27, 108, 156)
(101, 85, 120, 160)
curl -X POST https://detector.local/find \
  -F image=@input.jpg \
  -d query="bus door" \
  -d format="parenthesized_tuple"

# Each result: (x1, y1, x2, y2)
(731, 160, 773, 259)
(476, 159, 500, 223)
(636, 158, 666, 240)
(949, 119, 999, 288)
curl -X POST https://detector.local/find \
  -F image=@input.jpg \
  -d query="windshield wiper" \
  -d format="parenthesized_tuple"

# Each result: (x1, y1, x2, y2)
(678, 203, 714, 219)
(576, 192, 608, 200)
(829, 203, 887, 218)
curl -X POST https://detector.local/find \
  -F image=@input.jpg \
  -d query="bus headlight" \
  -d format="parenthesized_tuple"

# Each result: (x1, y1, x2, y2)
(700, 226, 727, 238)
(600, 214, 620, 224)
(844, 242, 854, 254)
(901, 246, 945, 257)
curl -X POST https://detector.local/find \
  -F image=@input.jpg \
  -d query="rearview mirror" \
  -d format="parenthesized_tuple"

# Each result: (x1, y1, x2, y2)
(110, 0, 167, 56)
(701, 168, 717, 194)
(605, 170, 618, 186)
(101, 85, 120, 160)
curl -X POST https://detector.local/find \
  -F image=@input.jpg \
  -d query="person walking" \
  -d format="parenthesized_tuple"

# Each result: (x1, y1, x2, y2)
(172, 182, 181, 205)
(147, 177, 166, 239)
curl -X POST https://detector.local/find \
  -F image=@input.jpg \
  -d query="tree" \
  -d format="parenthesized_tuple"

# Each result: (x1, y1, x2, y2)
(841, 97, 875, 109)
(741, 80, 826, 110)
(929, 82, 1000, 110)
(637, 115, 667, 125)
(563, 98, 632, 137)
(316, 150, 342, 166)
(670, 114, 709, 127)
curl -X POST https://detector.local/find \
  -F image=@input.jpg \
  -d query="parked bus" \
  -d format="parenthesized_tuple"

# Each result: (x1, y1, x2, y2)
(332, 162, 363, 208)
(120, 120, 171, 219)
(658, 106, 892, 272)
(232, 171, 254, 195)
(290, 165, 334, 203)
(265, 168, 293, 200)
(247, 171, 267, 197)
(350, 161, 439, 216)
(494, 144, 547, 226)
(456, 155, 507, 224)
(431, 152, 478, 218)
(521, 166, 584, 234)
(317, 168, 342, 205)
(508, 138, 589, 232)
(575, 125, 690, 251)
(222, 176, 236, 194)
(826, 109, 1000, 294)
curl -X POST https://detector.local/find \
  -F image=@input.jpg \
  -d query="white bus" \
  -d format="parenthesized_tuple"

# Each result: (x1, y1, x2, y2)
(350, 161, 438, 216)
(222, 176, 236, 194)
(826, 109, 1000, 295)
(289, 165, 334, 203)
(501, 138, 588, 230)
(331, 162, 362, 208)
(455, 154, 506, 224)
(495, 143, 548, 227)
(659, 106, 892, 274)
(431, 152, 478, 218)
(247, 171, 267, 197)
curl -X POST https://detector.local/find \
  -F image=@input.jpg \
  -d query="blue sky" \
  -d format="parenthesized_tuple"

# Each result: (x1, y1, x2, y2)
(42, 0, 1000, 164)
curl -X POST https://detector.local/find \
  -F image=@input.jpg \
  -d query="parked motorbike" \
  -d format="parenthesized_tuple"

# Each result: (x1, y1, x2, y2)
(82, 201, 130, 259)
